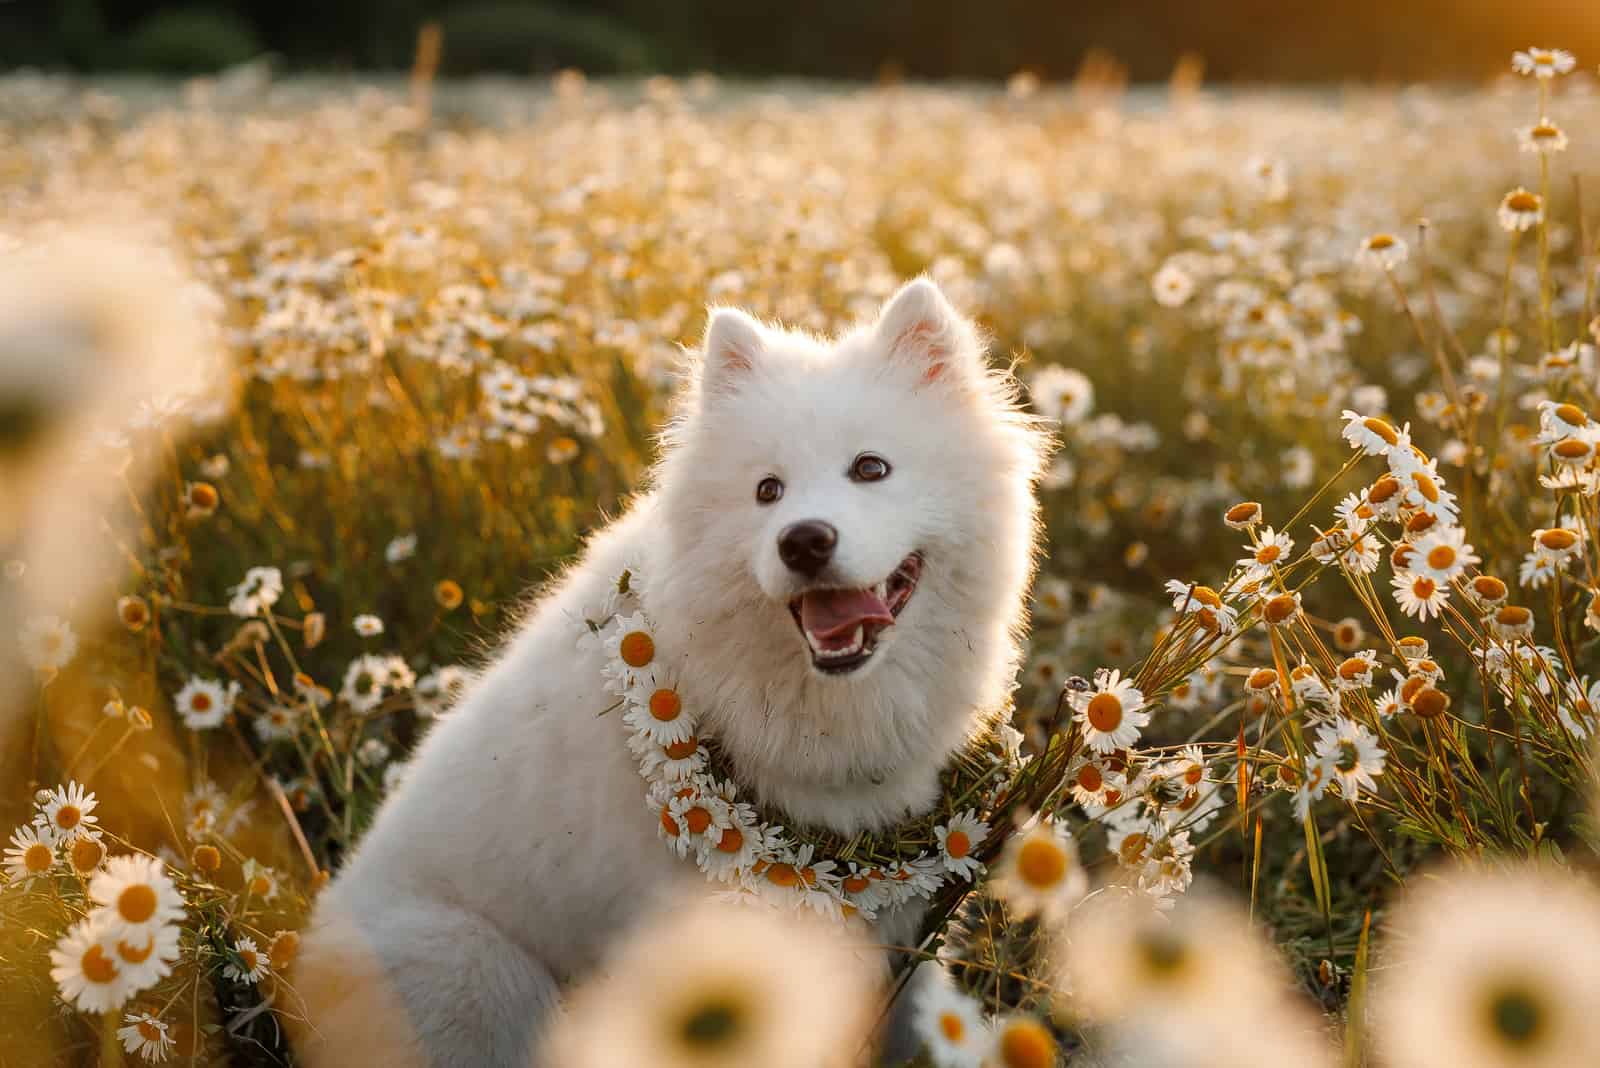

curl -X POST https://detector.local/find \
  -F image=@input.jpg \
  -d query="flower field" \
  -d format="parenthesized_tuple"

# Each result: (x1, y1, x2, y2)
(5, 51, 1600, 1066)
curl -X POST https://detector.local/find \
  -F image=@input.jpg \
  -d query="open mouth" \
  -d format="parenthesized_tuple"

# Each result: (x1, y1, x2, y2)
(787, 552, 922, 675)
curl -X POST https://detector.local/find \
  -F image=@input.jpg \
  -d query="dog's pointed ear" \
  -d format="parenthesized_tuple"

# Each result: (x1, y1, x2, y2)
(700, 307, 764, 395)
(874, 277, 972, 383)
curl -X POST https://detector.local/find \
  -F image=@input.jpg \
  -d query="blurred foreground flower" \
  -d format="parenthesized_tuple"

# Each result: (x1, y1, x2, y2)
(545, 896, 877, 1068)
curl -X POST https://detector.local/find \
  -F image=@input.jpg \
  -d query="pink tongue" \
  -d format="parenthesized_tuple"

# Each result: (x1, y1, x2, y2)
(800, 588, 895, 644)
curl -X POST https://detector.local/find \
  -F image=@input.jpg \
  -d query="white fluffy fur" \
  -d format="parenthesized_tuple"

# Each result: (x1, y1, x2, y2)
(290, 278, 1051, 1067)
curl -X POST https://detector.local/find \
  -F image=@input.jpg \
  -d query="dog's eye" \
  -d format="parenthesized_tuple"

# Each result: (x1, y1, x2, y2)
(849, 453, 891, 482)
(755, 476, 784, 504)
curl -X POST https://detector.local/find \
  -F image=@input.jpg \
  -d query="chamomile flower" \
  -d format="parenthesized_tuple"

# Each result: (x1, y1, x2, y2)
(109, 920, 181, 992)
(1488, 604, 1537, 641)
(88, 854, 186, 941)
(4, 822, 57, 885)
(991, 1016, 1057, 1068)
(934, 810, 989, 881)
(1511, 47, 1576, 78)
(1531, 526, 1582, 564)
(351, 613, 385, 637)
(1029, 365, 1095, 425)
(1498, 188, 1544, 232)
(119, 1012, 175, 1062)
(546, 896, 874, 1068)
(1238, 526, 1294, 578)
(383, 532, 418, 563)
(19, 615, 78, 672)
(1290, 758, 1332, 822)
(913, 977, 989, 1068)
(50, 911, 132, 1013)
(1392, 571, 1449, 621)
(35, 781, 99, 842)
(227, 565, 282, 618)
(601, 612, 658, 687)
(1410, 526, 1478, 584)
(253, 703, 300, 742)
(1152, 262, 1196, 307)
(339, 653, 390, 713)
(1519, 118, 1569, 155)
(1341, 410, 1408, 457)
(241, 858, 280, 900)
(1163, 581, 1237, 635)
(623, 685, 696, 746)
(413, 665, 469, 717)
(223, 937, 269, 984)
(174, 677, 237, 730)
(992, 816, 1086, 917)
(1376, 865, 1600, 1068)
(1355, 233, 1408, 271)
(1313, 716, 1386, 799)
(1072, 668, 1150, 753)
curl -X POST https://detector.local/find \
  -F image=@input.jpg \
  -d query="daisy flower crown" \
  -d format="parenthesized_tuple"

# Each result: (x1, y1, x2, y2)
(579, 565, 1021, 921)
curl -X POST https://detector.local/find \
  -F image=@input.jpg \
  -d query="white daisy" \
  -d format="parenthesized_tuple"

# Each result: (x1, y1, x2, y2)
(414, 665, 470, 717)
(601, 612, 658, 689)
(934, 810, 989, 881)
(1072, 668, 1150, 754)
(913, 978, 990, 1068)
(1237, 526, 1294, 578)
(623, 684, 697, 747)
(1355, 234, 1408, 271)
(48, 914, 132, 1016)
(19, 615, 79, 672)
(1410, 526, 1478, 585)
(223, 936, 270, 984)
(50, 910, 132, 1014)
(1028, 364, 1095, 424)
(174, 676, 237, 730)
(1313, 716, 1386, 799)
(352, 613, 385, 637)
(227, 565, 283, 618)
(1152, 262, 1196, 307)
(109, 920, 181, 992)
(1512, 47, 1576, 78)
(4, 822, 58, 885)
(241, 858, 280, 901)
(992, 817, 1086, 918)
(119, 1012, 176, 1062)
(383, 533, 418, 564)
(88, 854, 186, 942)
(1391, 571, 1449, 621)
(1290, 758, 1332, 822)
(1333, 650, 1380, 692)
(1340, 410, 1408, 457)
(35, 781, 100, 842)
(339, 654, 390, 713)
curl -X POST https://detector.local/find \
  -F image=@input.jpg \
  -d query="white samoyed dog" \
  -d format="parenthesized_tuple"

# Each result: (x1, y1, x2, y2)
(290, 277, 1050, 1066)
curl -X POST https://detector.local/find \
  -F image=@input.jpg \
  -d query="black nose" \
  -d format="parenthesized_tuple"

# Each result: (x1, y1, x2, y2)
(778, 520, 838, 577)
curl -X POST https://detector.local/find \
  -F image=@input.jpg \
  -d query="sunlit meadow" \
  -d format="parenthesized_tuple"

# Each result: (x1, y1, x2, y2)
(5, 47, 1600, 1067)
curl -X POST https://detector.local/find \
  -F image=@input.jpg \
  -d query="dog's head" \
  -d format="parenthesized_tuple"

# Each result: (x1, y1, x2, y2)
(649, 278, 1051, 819)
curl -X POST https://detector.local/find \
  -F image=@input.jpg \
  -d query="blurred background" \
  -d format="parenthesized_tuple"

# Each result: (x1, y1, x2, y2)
(6, 0, 1600, 83)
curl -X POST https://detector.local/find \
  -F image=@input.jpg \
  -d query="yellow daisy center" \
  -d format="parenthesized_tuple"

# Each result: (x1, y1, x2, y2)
(1362, 417, 1399, 445)
(939, 1011, 965, 1042)
(118, 936, 155, 964)
(24, 842, 52, 873)
(1426, 545, 1456, 570)
(55, 805, 81, 830)
(619, 630, 654, 667)
(1017, 836, 1066, 889)
(663, 738, 698, 760)
(81, 944, 119, 984)
(1085, 692, 1124, 733)
(70, 837, 102, 873)
(119, 884, 159, 924)
(997, 1019, 1057, 1068)
(945, 830, 972, 858)
(137, 1020, 164, 1043)
(648, 688, 681, 722)
(1538, 528, 1578, 552)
